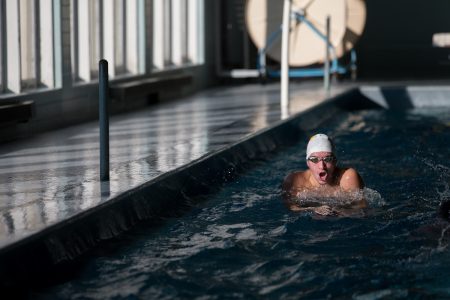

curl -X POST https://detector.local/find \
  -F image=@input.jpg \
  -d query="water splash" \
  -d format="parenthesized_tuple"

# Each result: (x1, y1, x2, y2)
(437, 224, 450, 252)
(363, 188, 385, 207)
(292, 187, 384, 208)
(422, 157, 450, 199)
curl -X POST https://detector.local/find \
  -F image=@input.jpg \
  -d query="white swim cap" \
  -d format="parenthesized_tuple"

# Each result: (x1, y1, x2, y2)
(306, 134, 335, 159)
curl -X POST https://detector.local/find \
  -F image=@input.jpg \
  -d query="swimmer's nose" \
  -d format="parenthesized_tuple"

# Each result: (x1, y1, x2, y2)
(318, 160, 326, 168)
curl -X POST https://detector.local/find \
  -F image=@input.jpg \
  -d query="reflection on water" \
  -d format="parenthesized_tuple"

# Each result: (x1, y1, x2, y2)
(33, 108, 450, 299)
(0, 88, 275, 249)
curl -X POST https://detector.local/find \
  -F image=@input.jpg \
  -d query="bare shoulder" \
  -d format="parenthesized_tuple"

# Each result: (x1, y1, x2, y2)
(283, 171, 308, 188)
(282, 171, 310, 209)
(282, 171, 309, 197)
(339, 168, 365, 191)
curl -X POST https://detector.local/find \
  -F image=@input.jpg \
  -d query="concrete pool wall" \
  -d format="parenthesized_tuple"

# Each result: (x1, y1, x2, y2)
(1, 85, 449, 287)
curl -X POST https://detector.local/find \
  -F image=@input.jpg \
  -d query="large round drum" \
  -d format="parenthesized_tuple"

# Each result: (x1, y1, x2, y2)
(245, 0, 366, 67)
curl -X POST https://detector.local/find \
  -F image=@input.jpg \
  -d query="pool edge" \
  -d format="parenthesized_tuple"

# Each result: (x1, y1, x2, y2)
(0, 85, 448, 286)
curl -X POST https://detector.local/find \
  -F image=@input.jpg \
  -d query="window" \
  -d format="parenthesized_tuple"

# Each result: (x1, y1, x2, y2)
(1, 0, 60, 94)
(153, 0, 204, 70)
(6, 0, 27, 93)
(0, 1, 4, 93)
(188, 0, 204, 64)
(71, 0, 100, 82)
(71, 0, 145, 81)
(1, 0, 204, 94)
(40, 0, 59, 89)
(152, 0, 166, 69)
(19, 0, 37, 90)
(171, 0, 186, 65)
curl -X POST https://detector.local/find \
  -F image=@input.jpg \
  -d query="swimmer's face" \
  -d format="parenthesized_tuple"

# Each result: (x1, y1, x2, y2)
(307, 151, 337, 185)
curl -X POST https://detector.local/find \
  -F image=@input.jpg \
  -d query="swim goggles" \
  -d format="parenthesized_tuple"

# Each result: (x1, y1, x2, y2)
(307, 156, 336, 164)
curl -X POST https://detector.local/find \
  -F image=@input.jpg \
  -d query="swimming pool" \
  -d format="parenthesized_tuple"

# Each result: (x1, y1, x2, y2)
(32, 106, 450, 299)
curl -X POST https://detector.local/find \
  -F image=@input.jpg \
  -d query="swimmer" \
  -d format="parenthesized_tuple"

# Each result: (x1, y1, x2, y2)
(282, 133, 367, 215)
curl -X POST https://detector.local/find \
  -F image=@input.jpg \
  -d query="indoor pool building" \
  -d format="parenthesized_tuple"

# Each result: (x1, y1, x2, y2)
(0, 0, 450, 298)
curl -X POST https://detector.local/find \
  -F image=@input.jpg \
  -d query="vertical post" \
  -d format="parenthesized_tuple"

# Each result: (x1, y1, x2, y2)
(99, 59, 110, 181)
(280, 0, 291, 119)
(214, 0, 222, 76)
(324, 16, 330, 93)
(323, 16, 330, 94)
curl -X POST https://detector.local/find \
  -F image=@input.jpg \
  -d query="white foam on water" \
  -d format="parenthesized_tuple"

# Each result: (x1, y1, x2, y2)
(437, 224, 450, 252)
(352, 288, 409, 300)
(363, 188, 385, 207)
(292, 187, 384, 208)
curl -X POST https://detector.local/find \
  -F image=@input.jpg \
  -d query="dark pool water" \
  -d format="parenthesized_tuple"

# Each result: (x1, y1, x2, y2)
(35, 108, 450, 299)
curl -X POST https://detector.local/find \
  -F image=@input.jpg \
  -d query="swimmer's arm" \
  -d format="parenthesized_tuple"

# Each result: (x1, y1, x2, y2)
(286, 202, 335, 215)
(340, 168, 367, 208)
(351, 198, 368, 209)
(281, 172, 304, 199)
(282, 172, 334, 215)
(340, 168, 365, 191)
(287, 203, 312, 212)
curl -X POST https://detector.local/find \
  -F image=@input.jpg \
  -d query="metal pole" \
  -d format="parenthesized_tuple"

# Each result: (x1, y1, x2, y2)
(280, 0, 291, 119)
(99, 59, 110, 181)
(324, 16, 330, 93)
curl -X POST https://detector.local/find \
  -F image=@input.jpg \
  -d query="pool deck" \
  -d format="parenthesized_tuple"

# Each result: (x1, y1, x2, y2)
(0, 80, 350, 252)
(1, 79, 450, 258)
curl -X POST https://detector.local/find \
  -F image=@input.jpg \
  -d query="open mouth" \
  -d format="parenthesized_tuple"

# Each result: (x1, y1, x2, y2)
(319, 171, 328, 181)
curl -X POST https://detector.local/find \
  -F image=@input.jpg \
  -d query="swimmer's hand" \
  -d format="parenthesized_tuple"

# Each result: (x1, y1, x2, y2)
(314, 205, 335, 216)
(288, 204, 335, 216)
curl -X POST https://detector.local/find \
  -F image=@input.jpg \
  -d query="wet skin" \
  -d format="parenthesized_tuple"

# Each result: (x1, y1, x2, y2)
(282, 152, 366, 215)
